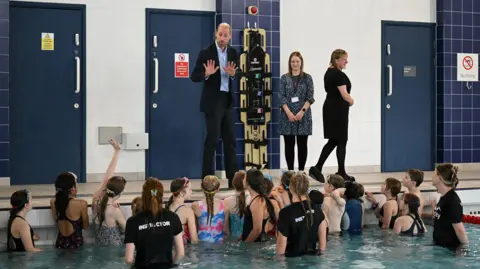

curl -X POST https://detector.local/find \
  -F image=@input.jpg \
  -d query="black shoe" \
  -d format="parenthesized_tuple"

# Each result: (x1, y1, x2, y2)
(339, 173, 355, 183)
(344, 175, 355, 183)
(309, 167, 325, 183)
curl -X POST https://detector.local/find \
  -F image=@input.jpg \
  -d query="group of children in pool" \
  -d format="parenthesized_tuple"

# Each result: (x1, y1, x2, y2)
(5, 140, 470, 269)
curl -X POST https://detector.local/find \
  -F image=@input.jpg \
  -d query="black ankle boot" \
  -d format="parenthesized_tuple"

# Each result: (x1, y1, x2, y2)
(309, 167, 325, 183)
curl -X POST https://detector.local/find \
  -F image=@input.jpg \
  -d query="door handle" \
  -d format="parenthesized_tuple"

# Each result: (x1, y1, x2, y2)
(153, 58, 158, 93)
(387, 64, 392, 96)
(75, 57, 80, 93)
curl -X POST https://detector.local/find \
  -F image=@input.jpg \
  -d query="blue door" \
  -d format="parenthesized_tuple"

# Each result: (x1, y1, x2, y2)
(381, 21, 436, 172)
(10, 2, 86, 185)
(146, 10, 214, 179)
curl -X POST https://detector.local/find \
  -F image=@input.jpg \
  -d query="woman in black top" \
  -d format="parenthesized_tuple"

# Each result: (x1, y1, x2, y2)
(7, 189, 41, 252)
(124, 178, 184, 269)
(309, 49, 355, 183)
(276, 173, 327, 257)
(432, 164, 468, 249)
(279, 51, 315, 172)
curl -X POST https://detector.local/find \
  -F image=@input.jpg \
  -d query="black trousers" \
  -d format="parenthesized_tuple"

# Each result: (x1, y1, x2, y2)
(202, 94, 238, 187)
(283, 135, 308, 171)
(314, 138, 347, 176)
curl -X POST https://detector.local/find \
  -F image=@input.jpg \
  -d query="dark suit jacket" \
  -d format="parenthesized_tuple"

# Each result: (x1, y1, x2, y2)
(191, 43, 241, 114)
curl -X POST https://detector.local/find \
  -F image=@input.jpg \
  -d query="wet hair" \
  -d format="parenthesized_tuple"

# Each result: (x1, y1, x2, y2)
(404, 193, 422, 222)
(309, 190, 324, 206)
(288, 51, 304, 76)
(385, 177, 402, 197)
(232, 171, 248, 218)
(131, 196, 142, 216)
(7, 190, 30, 250)
(356, 183, 365, 203)
(290, 173, 313, 228)
(436, 163, 459, 188)
(201, 175, 221, 225)
(98, 176, 126, 224)
(344, 182, 360, 200)
(246, 169, 276, 224)
(141, 177, 165, 217)
(54, 172, 77, 219)
(326, 174, 345, 189)
(281, 171, 294, 202)
(406, 169, 424, 187)
(166, 177, 190, 209)
(264, 177, 274, 195)
(330, 49, 347, 68)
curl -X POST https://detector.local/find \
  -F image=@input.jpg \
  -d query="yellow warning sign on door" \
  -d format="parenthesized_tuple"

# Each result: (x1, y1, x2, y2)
(41, 32, 54, 51)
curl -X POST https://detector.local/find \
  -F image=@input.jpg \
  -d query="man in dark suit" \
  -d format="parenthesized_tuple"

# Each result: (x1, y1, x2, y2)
(191, 23, 241, 188)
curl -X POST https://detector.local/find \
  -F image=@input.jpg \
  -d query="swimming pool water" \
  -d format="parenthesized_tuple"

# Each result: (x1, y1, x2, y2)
(1, 224, 479, 269)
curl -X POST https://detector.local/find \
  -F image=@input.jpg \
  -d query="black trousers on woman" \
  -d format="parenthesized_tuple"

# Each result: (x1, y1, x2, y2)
(283, 135, 308, 171)
(315, 138, 347, 175)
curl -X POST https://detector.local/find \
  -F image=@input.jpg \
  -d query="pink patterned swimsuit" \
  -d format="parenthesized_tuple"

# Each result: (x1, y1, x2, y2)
(196, 200, 225, 243)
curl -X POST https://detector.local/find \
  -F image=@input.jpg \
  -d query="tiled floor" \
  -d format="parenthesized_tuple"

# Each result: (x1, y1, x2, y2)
(1, 170, 480, 209)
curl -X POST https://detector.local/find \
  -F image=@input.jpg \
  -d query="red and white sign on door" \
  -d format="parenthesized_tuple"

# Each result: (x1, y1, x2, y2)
(174, 53, 189, 78)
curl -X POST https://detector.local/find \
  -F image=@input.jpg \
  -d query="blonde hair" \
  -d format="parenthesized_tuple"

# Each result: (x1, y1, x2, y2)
(330, 49, 347, 68)
(201, 175, 221, 225)
(290, 173, 313, 229)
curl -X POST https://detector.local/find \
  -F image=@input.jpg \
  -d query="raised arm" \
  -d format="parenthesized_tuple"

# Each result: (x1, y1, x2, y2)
(93, 139, 121, 199)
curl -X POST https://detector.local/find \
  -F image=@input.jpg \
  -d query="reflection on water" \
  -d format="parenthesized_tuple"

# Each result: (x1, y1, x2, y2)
(1, 224, 480, 269)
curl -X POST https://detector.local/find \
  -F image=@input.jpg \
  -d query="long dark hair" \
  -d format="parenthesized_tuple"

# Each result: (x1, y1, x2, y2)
(404, 193, 425, 234)
(232, 171, 247, 218)
(98, 176, 126, 224)
(344, 182, 359, 200)
(404, 193, 421, 220)
(281, 171, 294, 203)
(246, 169, 276, 224)
(7, 190, 30, 250)
(54, 172, 77, 219)
(166, 177, 189, 209)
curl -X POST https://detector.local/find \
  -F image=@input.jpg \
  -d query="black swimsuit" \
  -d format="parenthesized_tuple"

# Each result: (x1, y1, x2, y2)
(241, 195, 269, 242)
(379, 198, 399, 229)
(400, 214, 425, 236)
(7, 215, 35, 252)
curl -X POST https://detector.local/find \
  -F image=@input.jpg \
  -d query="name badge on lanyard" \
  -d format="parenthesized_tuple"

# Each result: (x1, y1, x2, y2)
(292, 78, 300, 103)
